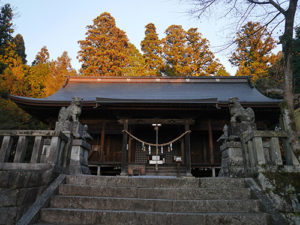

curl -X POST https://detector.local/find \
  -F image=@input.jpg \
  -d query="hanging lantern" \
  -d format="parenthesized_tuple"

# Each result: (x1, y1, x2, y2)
(168, 145, 170, 152)
(161, 146, 163, 154)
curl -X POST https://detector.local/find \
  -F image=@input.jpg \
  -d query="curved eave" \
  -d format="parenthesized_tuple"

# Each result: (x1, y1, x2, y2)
(9, 95, 95, 107)
(10, 94, 281, 108)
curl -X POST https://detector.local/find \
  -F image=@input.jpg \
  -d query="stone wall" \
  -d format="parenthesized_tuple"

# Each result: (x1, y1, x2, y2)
(0, 165, 56, 225)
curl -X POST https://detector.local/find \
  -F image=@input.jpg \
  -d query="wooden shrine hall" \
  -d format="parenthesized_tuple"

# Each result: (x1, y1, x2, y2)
(11, 76, 280, 177)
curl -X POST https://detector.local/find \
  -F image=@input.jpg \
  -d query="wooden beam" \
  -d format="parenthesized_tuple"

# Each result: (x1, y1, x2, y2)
(128, 128, 132, 163)
(105, 138, 111, 162)
(208, 119, 214, 165)
(121, 119, 128, 175)
(118, 118, 194, 125)
(184, 121, 192, 176)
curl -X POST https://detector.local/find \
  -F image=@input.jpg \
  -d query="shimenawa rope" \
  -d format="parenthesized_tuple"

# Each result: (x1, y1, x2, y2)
(122, 130, 191, 147)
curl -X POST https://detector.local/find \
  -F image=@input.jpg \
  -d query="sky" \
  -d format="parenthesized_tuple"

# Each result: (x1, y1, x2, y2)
(3, 0, 267, 75)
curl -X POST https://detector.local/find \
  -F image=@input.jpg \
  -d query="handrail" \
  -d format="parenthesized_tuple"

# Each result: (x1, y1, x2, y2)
(16, 174, 66, 225)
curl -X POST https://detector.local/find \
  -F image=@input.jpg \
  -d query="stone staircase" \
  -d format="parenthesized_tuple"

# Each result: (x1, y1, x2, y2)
(145, 164, 186, 176)
(36, 175, 270, 225)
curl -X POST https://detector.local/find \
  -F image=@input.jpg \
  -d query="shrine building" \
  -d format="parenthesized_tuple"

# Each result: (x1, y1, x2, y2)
(10, 76, 280, 176)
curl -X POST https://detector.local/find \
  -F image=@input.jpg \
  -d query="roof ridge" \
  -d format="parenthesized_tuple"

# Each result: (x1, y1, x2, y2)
(67, 76, 251, 84)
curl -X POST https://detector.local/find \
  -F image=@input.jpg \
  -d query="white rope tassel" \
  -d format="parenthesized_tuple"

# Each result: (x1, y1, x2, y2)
(148, 145, 151, 155)
(142, 142, 145, 151)
(161, 146, 163, 154)
(170, 143, 173, 152)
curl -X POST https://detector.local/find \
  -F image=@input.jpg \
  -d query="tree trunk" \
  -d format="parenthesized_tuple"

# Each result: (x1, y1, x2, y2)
(282, 0, 300, 155)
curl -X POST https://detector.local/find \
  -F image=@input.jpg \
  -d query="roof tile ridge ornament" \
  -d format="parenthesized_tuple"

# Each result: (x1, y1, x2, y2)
(62, 76, 70, 88)
(247, 76, 254, 88)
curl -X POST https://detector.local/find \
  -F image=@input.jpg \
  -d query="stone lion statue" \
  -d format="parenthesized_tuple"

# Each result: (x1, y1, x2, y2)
(58, 97, 83, 122)
(228, 97, 255, 123)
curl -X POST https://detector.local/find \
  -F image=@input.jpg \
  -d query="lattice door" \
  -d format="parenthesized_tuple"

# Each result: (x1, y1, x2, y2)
(135, 142, 147, 163)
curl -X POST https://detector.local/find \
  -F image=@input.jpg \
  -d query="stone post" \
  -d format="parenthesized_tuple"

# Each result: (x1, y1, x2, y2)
(69, 138, 91, 174)
(219, 141, 245, 177)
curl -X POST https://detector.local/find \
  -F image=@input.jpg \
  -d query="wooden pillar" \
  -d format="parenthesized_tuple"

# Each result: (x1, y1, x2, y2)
(100, 122, 106, 161)
(184, 121, 192, 176)
(128, 128, 132, 163)
(208, 119, 214, 165)
(121, 119, 128, 175)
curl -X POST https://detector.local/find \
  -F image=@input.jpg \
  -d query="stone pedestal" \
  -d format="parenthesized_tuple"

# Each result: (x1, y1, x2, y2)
(219, 141, 245, 177)
(69, 139, 91, 175)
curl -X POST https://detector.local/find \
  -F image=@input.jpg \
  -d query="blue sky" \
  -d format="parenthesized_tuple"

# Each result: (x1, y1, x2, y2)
(4, 0, 256, 74)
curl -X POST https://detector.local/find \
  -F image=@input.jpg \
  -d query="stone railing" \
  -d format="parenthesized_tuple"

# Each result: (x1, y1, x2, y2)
(0, 130, 73, 225)
(241, 130, 300, 176)
(0, 130, 72, 171)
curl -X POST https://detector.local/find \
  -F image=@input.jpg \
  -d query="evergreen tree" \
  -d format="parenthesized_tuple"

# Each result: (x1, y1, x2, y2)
(186, 28, 226, 76)
(141, 23, 163, 76)
(162, 25, 188, 76)
(78, 12, 130, 76)
(230, 22, 277, 81)
(122, 43, 147, 76)
(0, 3, 14, 73)
(0, 3, 13, 50)
(32, 46, 49, 65)
(13, 34, 27, 64)
(162, 25, 228, 76)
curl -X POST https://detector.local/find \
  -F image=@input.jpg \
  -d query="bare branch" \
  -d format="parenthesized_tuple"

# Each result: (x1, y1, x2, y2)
(247, 0, 287, 15)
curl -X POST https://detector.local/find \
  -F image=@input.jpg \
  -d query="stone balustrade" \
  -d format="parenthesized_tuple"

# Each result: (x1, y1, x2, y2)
(241, 130, 300, 175)
(0, 130, 72, 171)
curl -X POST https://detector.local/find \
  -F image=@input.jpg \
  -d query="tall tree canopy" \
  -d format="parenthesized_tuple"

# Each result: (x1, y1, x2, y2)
(0, 3, 14, 73)
(162, 25, 228, 76)
(78, 12, 130, 76)
(13, 34, 27, 64)
(0, 3, 13, 49)
(122, 43, 147, 76)
(230, 22, 278, 81)
(186, 27, 225, 76)
(141, 23, 164, 76)
(30, 47, 76, 97)
(162, 25, 189, 76)
(32, 46, 49, 66)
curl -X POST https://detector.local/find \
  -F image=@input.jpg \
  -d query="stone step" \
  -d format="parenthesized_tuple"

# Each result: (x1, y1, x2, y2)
(145, 166, 185, 170)
(50, 196, 261, 213)
(66, 175, 246, 188)
(59, 184, 252, 200)
(40, 208, 270, 225)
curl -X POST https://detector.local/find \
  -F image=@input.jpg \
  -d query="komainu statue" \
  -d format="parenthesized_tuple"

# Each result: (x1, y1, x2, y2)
(229, 97, 255, 124)
(58, 97, 83, 122)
